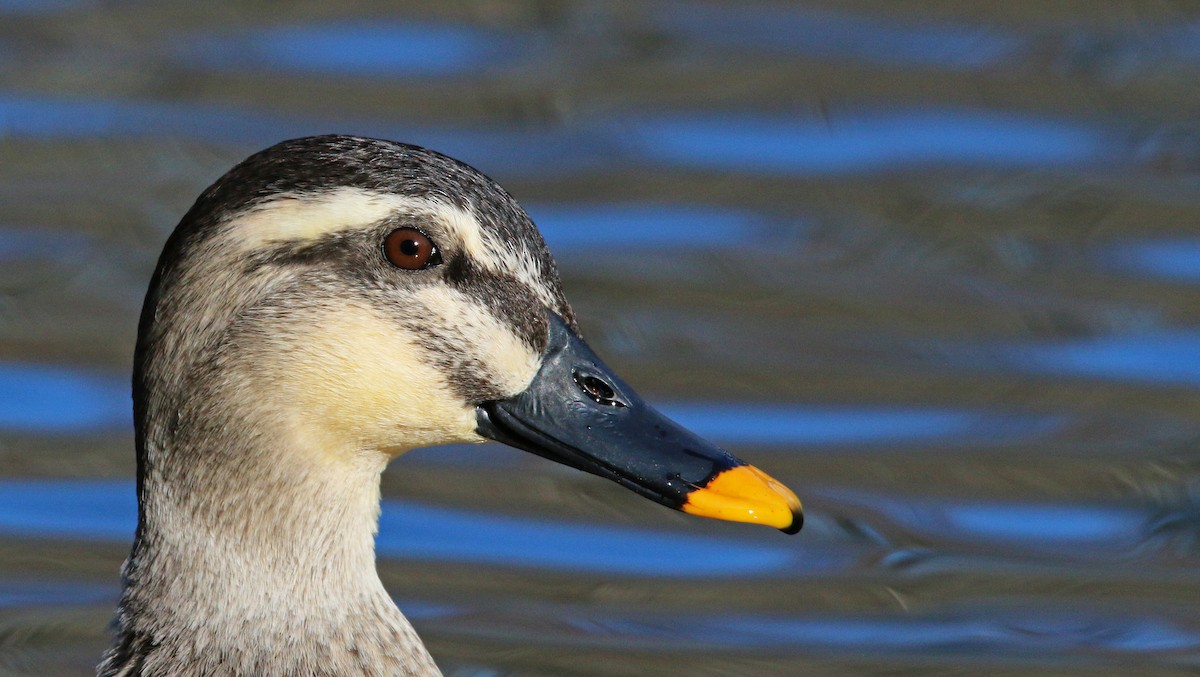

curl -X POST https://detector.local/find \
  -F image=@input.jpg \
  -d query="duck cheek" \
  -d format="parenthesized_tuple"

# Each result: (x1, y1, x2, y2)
(378, 403, 481, 455)
(270, 302, 481, 453)
(340, 374, 483, 454)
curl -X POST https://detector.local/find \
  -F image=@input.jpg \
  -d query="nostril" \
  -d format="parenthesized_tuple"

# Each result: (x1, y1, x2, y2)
(578, 374, 614, 400)
(582, 376, 614, 401)
(572, 370, 625, 407)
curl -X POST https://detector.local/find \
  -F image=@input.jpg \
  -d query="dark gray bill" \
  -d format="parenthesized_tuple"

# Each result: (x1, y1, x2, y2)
(475, 311, 802, 534)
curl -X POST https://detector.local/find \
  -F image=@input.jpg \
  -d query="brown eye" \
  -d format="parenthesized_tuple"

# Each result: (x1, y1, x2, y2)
(382, 228, 440, 270)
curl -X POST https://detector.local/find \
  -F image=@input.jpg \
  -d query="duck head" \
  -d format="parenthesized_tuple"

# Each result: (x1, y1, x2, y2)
(137, 135, 801, 534)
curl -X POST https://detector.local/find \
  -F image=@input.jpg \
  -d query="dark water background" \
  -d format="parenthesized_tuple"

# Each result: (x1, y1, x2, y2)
(2, 1, 1200, 675)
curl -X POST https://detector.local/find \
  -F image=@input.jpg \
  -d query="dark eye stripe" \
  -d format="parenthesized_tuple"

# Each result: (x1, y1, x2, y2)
(439, 257, 548, 351)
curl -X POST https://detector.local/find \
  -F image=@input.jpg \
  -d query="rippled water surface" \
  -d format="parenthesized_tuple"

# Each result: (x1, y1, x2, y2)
(2, 2, 1199, 675)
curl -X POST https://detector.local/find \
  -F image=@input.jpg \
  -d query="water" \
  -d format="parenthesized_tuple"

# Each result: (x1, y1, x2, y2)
(630, 110, 1114, 174)
(2, 2, 1199, 675)
(181, 21, 518, 78)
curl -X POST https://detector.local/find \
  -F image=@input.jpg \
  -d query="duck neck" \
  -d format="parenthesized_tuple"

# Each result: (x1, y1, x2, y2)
(103, 403, 441, 676)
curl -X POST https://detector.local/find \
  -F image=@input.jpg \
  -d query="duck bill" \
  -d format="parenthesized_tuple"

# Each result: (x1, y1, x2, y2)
(475, 312, 802, 534)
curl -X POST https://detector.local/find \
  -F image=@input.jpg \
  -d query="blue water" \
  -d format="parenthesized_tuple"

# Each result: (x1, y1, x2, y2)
(665, 610, 1200, 653)
(656, 3, 1018, 70)
(1104, 238, 1200, 283)
(184, 22, 512, 78)
(944, 503, 1145, 545)
(0, 480, 808, 577)
(0, 95, 320, 144)
(0, 95, 597, 176)
(1055, 19, 1200, 80)
(0, 363, 129, 433)
(0, 97, 1119, 179)
(0, 227, 81, 261)
(0, 0, 85, 13)
(810, 487, 1149, 552)
(1005, 332, 1200, 387)
(1171, 21, 1200, 64)
(0, 359, 1064, 447)
(661, 404, 1065, 447)
(632, 110, 1111, 175)
(0, 580, 113, 608)
(526, 203, 767, 250)
(3, 4, 1198, 673)
(0, 478, 1155, 579)
(376, 499, 810, 577)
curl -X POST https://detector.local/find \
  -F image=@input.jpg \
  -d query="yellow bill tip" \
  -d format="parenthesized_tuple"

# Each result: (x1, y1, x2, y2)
(681, 465, 803, 533)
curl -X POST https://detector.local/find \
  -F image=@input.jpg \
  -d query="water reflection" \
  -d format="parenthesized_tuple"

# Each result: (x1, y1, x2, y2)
(0, 363, 129, 433)
(0, 358, 1066, 447)
(633, 110, 1111, 174)
(0, 0, 84, 13)
(1054, 22, 1200, 82)
(1104, 238, 1200, 283)
(0, 476, 1157, 578)
(3, 1, 1198, 670)
(377, 500, 807, 577)
(0, 480, 812, 577)
(814, 487, 1149, 554)
(0, 95, 592, 175)
(656, 3, 1018, 69)
(944, 503, 1146, 545)
(0, 580, 113, 608)
(0, 227, 81, 261)
(1006, 332, 1200, 387)
(526, 203, 766, 250)
(0, 360, 1065, 448)
(0, 480, 133, 540)
(433, 602, 1199, 655)
(184, 22, 513, 78)
(0, 95, 288, 141)
(0, 97, 1118, 179)
(662, 610, 1200, 653)
(662, 404, 1064, 447)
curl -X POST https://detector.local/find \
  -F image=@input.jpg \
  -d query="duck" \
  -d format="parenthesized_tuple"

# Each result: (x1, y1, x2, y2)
(97, 135, 803, 677)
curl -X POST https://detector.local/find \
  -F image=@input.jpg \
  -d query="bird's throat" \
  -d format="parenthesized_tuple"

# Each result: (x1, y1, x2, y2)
(105, 414, 442, 676)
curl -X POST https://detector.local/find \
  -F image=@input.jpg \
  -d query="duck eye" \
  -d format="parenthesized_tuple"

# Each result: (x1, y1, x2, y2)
(382, 228, 441, 270)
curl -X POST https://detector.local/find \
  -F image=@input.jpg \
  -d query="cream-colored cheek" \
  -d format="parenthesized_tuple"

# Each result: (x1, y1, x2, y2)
(263, 303, 480, 456)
